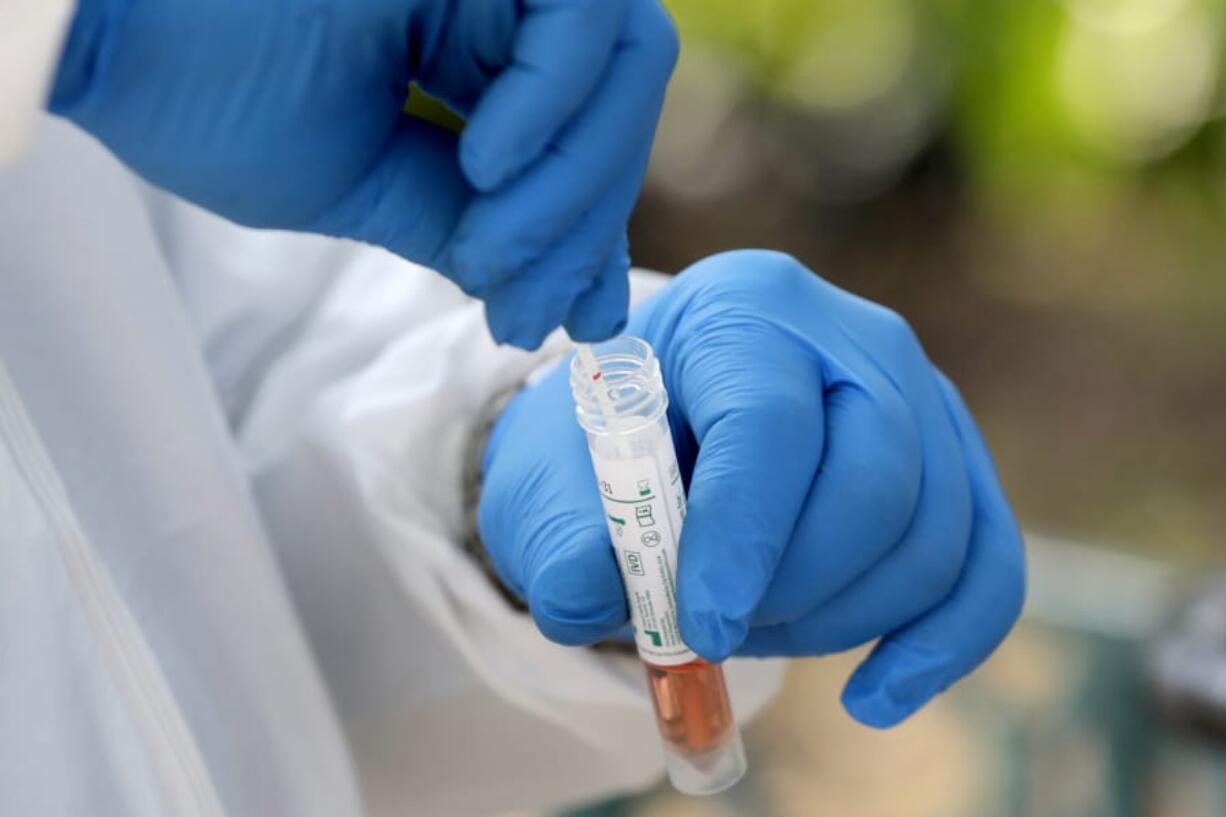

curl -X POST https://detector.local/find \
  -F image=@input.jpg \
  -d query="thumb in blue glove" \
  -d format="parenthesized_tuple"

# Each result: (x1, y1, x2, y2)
(480, 250, 1025, 727)
(50, 0, 678, 349)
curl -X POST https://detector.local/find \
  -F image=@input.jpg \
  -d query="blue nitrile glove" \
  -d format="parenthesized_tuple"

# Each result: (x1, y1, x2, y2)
(49, 0, 678, 349)
(480, 250, 1026, 727)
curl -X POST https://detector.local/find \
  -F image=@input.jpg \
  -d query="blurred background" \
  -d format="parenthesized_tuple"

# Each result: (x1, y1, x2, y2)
(568, 0, 1226, 814)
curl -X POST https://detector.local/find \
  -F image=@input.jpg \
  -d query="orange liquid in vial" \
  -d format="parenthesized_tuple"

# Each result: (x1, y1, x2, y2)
(645, 659, 735, 756)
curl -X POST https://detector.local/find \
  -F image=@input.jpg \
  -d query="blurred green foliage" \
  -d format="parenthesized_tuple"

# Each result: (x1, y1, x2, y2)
(665, 0, 1226, 205)
(650, 0, 1226, 562)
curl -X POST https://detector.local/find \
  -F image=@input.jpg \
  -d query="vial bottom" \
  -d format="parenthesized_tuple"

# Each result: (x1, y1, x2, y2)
(645, 660, 747, 795)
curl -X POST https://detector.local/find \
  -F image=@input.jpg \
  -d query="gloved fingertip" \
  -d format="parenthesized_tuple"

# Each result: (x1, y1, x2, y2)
(531, 600, 627, 647)
(840, 673, 912, 729)
(565, 311, 627, 343)
(529, 542, 628, 647)
(483, 307, 548, 351)
(459, 135, 510, 193)
(562, 245, 630, 342)
(483, 310, 513, 347)
(445, 242, 486, 295)
(506, 327, 549, 352)
(840, 642, 950, 729)
(841, 692, 911, 730)
(680, 609, 744, 664)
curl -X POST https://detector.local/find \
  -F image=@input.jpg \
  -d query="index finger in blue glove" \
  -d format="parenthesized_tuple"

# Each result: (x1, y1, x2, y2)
(448, 0, 677, 292)
(479, 252, 600, 349)
(840, 374, 1026, 728)
(460, 0, 630, 191)
(563, 235, 631, 342)
(553, 134, 651, 342)
(671, 324, 825, 662)
(477, 139, 643, 347)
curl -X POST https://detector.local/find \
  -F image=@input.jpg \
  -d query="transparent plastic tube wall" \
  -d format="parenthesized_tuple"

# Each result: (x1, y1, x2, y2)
(571, 337, 746, 795)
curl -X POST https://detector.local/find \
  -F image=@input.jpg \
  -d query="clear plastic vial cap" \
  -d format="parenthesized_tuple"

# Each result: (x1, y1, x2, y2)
(569, 335, 668, 435)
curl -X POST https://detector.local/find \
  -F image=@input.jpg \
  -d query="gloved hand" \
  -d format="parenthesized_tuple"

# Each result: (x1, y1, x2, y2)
(480, 250, 1026, 727)
(49, 0, 677, 349)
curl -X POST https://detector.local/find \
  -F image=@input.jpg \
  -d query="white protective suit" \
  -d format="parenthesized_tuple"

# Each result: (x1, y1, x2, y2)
(0, 5, 783, 817)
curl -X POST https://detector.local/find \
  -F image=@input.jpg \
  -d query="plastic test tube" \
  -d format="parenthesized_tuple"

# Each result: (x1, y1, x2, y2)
(570, 337, 747, 795)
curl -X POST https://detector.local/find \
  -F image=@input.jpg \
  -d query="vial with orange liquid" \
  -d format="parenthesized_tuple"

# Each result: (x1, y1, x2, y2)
(570, 337, 747, 795)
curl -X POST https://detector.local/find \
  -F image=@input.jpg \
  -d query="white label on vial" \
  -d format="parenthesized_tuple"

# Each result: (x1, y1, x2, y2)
(591, 450, 698, 666)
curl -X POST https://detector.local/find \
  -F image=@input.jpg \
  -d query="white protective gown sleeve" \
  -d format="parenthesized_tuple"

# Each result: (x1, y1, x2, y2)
(0, 119, 366, 817)
(0, 0, 73, 164)
(0, 117, 783, 815)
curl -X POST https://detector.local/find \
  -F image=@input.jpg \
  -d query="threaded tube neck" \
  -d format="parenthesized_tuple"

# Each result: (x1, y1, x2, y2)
(569, 336, 668, 435)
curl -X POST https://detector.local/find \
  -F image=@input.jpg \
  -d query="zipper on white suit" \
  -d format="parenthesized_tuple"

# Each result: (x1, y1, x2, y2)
(0, 358, 226, 817)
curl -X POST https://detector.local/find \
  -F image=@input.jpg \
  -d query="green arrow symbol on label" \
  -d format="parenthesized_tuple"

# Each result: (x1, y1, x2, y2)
(644, 630, 662, 647)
